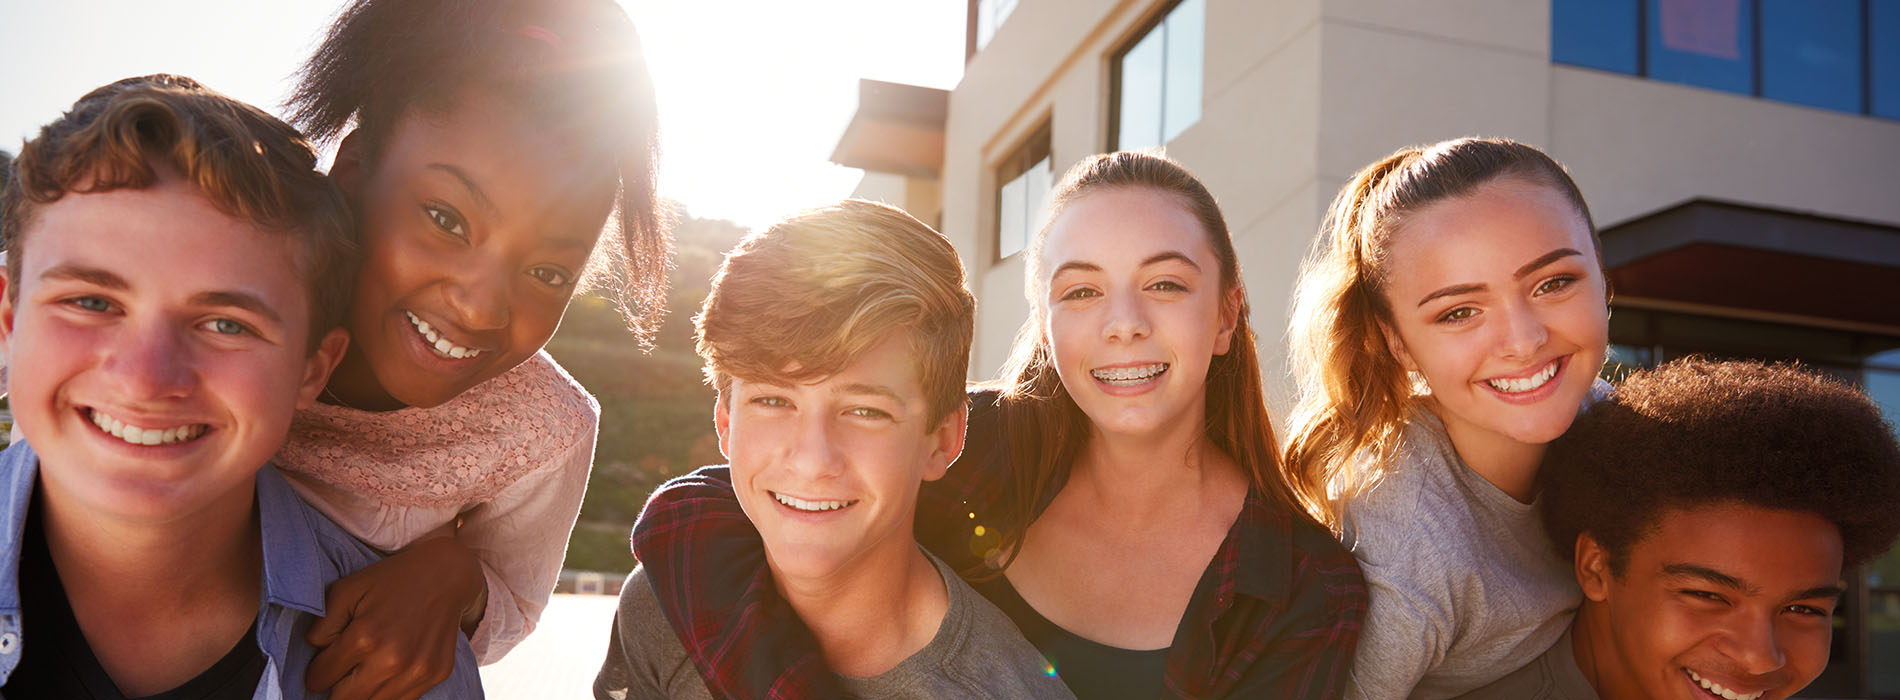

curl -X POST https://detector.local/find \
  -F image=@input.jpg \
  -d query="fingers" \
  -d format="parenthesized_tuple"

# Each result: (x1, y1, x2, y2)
(304, 627, 372, 692)
(307, 575, 368, 648)
(327, 643, 457, 700)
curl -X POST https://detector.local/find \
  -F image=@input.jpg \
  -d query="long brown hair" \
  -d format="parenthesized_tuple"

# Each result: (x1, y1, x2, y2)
(980, 151, 1295, 575)
(1281, 137, 1597, 531)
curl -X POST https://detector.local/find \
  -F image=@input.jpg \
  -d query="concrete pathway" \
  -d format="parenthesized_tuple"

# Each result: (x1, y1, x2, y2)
(480, 593, 621, 698)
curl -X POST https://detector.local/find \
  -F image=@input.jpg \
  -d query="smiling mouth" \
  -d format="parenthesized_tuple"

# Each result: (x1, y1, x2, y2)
(1687, 669, 1765, 700)
(1485, 358, 1561, 394)
(1090, 363, 1168, 386)
(771, 491, 859, 513)
(88, 408, 207, 446)
(406, 311, 483, 360)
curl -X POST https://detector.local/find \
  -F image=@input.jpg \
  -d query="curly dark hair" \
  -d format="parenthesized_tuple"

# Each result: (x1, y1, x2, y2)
(1541, 357, 1900, 574)
(287, 0, 669, 343)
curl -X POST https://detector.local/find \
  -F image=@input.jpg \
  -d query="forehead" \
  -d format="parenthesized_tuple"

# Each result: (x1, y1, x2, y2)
(21, 179, 309, 319)
(728, 334, 926, 401)
(375, 88, 618, 221)
(1628, 503, 1843, 586)
(1383, 179, 1595, 287)
(1042, 187, 1217, 276)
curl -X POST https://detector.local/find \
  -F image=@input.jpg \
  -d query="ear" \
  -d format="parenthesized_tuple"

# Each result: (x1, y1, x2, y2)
(295, 327, 351, 410)
(713, 393, 733, 461)
(1212, 285, 1243, 356)
(920, 400, 969, 483)
(1378, 319, 1419, 372)
(0, 267, 14, 356)
(1575, 532, 1614, 603)
(329, 129, 370, 198)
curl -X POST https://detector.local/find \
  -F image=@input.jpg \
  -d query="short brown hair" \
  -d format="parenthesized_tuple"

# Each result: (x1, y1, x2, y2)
(696, 199, 974, 428)
(2, 74, 357, 348)
(1541, 358, 1900, 573)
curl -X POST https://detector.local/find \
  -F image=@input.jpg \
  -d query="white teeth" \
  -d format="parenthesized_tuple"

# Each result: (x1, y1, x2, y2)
(772, 492, 856, 512)
(1687, 670, 1763, 700)
(406, 312, 481, 360)
(1486, 360, 1559, 394)
(89, 409, 206, 447)
(1090, 363, 1168, 385)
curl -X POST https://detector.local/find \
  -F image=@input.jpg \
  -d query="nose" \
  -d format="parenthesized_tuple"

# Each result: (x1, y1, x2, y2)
(443, 261, 512, 332)
(783, 411, 844, 481)
(1718, 614, 1789, 676)
(101, 320, 196, 401)
(1495, 300, 1548, 361)
(1100, 291, 1151, 344)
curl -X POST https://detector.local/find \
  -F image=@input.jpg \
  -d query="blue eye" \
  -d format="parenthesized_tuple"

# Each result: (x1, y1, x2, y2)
(69, 296, 112, 313)
(203, 318, 249, 336)
(847, 407, 893, 420)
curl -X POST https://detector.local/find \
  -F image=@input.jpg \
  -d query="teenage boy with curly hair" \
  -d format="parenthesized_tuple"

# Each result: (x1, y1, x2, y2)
(1459, 358, 1900, 700)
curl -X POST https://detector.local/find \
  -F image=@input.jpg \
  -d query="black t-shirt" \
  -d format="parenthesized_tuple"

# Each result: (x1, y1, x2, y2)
(3, 491, 266, 700)
(976, 574, 1171, 700)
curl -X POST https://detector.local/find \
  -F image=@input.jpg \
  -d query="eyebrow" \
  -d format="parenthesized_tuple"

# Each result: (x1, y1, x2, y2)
(1413, 247, 1585, 308)
(836, 382, 904, 403)
(427, 163, 498, 217)
(192, 290, 283, 325)
(1050, 251, 1201, 279)
(40, 264, 128, 289)
(1663, 563, 1756, 594)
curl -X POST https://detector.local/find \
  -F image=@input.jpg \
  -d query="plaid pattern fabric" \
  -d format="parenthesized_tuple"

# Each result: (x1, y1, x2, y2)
(631, 391, 1367, 699)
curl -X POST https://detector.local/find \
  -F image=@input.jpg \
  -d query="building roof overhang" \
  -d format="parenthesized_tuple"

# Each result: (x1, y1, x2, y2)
(1602, 200, 1900, 330)
(829, 79, 948, 179)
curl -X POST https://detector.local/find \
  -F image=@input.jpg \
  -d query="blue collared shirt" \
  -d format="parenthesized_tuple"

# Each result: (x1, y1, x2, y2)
(0, 440, 484, 699)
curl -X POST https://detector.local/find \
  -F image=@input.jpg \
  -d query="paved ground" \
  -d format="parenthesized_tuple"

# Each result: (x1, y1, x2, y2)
(480, 593, 621, 698)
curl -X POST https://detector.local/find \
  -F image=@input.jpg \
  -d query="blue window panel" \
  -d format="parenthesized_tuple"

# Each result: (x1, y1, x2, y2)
(1762, 0, 1864, 113)
(1117, 27, 1165, 151)
(1553, 0, 1640, 74)
(1648, 0, 1756, 95)
(1160, 0, 1204, 143)
(1876, 0, 1900, 119)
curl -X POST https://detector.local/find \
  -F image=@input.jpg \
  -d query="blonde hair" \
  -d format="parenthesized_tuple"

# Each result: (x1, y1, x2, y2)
(980, 151, 1297, 576)
(1282, 137, 1598, 531)
(696, 199, 974, 428)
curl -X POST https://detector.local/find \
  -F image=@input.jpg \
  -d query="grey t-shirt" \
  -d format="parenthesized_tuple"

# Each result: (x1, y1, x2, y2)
(1341, 405, 1586, 700)
(1453, 626, 1598, 700)
(594, 552, 1076, 700)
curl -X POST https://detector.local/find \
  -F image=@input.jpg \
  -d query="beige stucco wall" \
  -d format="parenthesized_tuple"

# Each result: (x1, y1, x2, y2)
(938, 0, 1900, 410)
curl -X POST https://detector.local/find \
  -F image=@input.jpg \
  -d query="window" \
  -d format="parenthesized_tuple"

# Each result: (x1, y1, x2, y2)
(974, 0, 1019, 53)
(995, 123, 1052, 260)
(1112, 0, 1204, 152)
(1552, 0, 1900, 121)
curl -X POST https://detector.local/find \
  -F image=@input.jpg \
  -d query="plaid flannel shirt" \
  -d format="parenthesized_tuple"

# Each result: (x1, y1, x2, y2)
(629, 390, 1367, 699)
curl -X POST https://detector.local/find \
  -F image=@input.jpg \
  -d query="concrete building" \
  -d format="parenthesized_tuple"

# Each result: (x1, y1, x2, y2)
(831, 1, 1900, 695)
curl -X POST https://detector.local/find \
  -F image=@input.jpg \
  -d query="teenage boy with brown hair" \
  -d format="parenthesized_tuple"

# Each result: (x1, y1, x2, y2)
(595, 200, 1072, 699)
(0, 74, 480, 699)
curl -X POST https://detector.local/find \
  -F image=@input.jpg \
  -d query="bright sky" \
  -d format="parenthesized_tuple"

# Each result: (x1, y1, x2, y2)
(0, 0, 966, 230)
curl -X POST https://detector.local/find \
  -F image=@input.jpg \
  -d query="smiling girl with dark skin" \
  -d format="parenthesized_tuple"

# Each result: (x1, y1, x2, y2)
(265, 0, 666, 698)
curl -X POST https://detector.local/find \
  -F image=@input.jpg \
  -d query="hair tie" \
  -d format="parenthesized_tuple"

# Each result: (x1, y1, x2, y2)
(518, 24, 565, 50)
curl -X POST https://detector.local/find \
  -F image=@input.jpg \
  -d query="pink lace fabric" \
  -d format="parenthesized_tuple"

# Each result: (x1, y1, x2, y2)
(275, 350, 600, 663)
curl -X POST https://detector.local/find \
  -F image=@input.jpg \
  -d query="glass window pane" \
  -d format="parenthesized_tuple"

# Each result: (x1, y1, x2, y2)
(1553, 0, 1640, 74)
(1117, 26, 1165, 151)
(999, 171, 1027, 259)
(1761, 0, 1863, 113)
(1161, 0, 1204, 143)
(1648, 0, 1756, 96)
(1025, 156, 1053, 233)
(1875, 0, 1900, 119)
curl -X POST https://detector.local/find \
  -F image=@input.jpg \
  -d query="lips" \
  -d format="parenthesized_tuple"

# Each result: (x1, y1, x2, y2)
(1687, 668, 1766, 700)
(1090, 363, 1168, 385)
(87, 408, 207, 446)
(771, 491, 858, 513)
(1484, 358, 1560, 394)
(406, 311, 483, 360)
